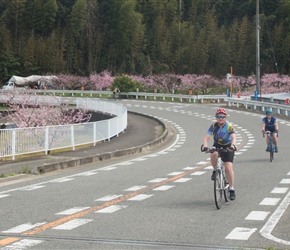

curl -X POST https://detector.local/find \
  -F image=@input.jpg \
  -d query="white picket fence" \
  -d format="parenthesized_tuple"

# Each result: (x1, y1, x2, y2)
(0, 99, 127, 160)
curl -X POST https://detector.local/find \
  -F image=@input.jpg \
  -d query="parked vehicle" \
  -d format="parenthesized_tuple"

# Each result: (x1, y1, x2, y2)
(2, 75, 57, 90)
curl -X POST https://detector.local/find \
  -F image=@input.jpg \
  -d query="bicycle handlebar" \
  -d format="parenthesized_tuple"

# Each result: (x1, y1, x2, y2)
(201, 144, 234, 153)
(263, 131, 278, 138)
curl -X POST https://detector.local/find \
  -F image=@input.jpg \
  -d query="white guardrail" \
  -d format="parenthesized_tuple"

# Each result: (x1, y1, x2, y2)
(0, 98, 127, 160)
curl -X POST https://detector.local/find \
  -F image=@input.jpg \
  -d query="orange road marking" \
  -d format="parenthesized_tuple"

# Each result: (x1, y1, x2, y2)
(22, 162, 210, 236)
(0, 237, 20, 246)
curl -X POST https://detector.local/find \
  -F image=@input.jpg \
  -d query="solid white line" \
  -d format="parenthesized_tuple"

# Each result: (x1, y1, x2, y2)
(53, 219, 92, 230)
(49, 178, 74, 183)
(0, 194, 10, 198)
(19, 185, 45, 191)
(260, 190, 290, 245)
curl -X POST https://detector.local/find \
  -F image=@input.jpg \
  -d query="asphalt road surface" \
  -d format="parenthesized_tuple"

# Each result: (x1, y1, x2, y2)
(0, 99, 289, 250)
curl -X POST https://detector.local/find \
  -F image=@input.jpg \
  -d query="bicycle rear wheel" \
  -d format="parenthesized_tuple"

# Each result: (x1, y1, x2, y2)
(214, 170, 222, 209)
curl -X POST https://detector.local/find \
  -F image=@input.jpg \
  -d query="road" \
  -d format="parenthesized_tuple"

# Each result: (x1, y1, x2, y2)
(0, 99, 289, 249)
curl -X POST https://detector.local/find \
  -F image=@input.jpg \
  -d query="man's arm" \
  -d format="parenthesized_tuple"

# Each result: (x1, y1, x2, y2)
(203, 134, 211, 148)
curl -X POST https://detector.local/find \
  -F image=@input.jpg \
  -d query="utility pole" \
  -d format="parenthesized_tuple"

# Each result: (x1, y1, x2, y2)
(179, 0, 181, 33)
(256, 0, 260, 98)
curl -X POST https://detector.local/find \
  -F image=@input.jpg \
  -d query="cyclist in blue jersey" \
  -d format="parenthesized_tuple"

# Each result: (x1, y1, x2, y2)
(262, 109, 279, 152)
(202, 108, 237, 200)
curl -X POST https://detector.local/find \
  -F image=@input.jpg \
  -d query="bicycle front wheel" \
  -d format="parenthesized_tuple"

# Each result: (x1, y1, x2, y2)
(214, 171, 222, 209)
(223, 175, 229, 202)
(269, 143, 274, 162)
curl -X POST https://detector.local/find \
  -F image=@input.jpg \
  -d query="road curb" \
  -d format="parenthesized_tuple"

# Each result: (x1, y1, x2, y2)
(34, 112, 168, 174)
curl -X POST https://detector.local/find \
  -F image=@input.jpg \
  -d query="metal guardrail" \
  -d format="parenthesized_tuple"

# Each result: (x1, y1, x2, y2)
(227, 97, 290, 116)
(0, 98, 127, 160)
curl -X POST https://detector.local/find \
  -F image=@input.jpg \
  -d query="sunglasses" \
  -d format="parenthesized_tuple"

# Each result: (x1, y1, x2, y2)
(216, 115, 226, 119)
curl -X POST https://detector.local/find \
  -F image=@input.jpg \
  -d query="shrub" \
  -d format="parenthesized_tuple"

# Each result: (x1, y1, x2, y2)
(111, 75, 143, 93)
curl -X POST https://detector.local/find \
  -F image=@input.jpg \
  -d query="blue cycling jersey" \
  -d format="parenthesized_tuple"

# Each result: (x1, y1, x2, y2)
(262, 116, 277, 132)
(207, 121, 235, 147)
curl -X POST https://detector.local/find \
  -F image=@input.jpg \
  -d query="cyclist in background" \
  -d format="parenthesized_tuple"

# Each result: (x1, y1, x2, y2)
(201, 108, 237, 201)
(113, 87, 120, 100)
(262, 109, 279, 152)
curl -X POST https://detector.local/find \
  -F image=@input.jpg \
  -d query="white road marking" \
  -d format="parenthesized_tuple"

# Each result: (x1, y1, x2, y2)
(245, 211, 270, 221)
(96, 205, 127, 213)
(53, 219, 92, 230)
(56, 207, 91, 215)
(19, 185, 45, 191)
(133, 158, 147, 161)
(153, 185, 175, 191)
(50, 178, 74, 183)
(190, 171, 206, 176)
(2, 222, 46, 233)
(271, 187, 288, 194)
(196, 161, 208, 165)
(168, 172, 184, 176)
(173, 178, 191, 183)
(1, 239, 42, 249)
(128, 194, 154, 201)
(260, 190, 290, 245)
(226, 227, 257, 240)
(76, 172, 98, 176)
(0, 194, 10, 198)
(183, 167, 195, 170)
(124, 186, 146, 191)
(280, 179, 290, 184)
(148, 178, 167, 183)
(118, 162, 134, 165)
(98, 166, 117, 171)
(96, 195, 123, 201)
(259, 198, 281, 206)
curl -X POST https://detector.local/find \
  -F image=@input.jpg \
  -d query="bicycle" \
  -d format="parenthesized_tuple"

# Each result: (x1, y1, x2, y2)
(263, 131, 278, 162)
(201, 145, 230, 209)
(113, 92, 119, 100)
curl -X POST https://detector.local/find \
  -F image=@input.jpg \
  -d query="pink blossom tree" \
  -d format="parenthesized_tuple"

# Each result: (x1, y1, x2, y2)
(5, 91, 92, 128)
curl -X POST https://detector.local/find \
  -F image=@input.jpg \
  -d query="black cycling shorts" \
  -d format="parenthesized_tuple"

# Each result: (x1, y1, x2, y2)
(213, 145, 235, 163)
(265, 128, 276, 133)
(221, 151, 234, 163)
